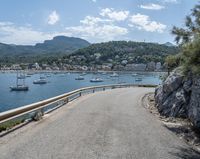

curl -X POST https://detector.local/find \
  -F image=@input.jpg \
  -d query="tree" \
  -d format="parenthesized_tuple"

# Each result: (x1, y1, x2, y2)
(172, 3, 200, 74)
(165, 54, 181, 75)
(172, 4, 200, 44)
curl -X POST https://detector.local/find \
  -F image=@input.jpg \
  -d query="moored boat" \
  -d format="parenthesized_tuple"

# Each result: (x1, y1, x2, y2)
(132, 73, 138, 76)
(135, 77, 143, 82)
(90, 77, 103, 82)
(26, 74, 31, 77)
(10, 71, 29, 91)
(17, 74, 26, 79)
(81, 72, 87, 76)
(110, 72, 119, 77)
(46, 74, 51, 77)
(75, 76, 84, 80)
(10, 85, 29, 91)
(33, 77, 47, 84)
(27, 72, 35, 75)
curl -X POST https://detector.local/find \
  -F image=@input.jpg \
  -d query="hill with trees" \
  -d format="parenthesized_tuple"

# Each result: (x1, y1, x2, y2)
(64, 41, 179, 66)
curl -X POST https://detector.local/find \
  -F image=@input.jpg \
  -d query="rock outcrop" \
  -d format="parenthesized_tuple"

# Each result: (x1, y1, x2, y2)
(155, 69, 200, 129)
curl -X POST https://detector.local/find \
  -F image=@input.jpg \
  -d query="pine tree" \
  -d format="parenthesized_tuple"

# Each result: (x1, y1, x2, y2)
(171, 3, 200, 74)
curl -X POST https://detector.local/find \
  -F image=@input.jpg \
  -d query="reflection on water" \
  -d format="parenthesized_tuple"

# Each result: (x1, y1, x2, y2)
(0, 72, 164, 112)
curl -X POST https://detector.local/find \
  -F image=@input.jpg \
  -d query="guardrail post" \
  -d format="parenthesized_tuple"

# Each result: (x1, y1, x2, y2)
(32, 109, 43, 121)
(79, 91, 82, 96)
(64, 97, 69, 104)
(93, 89, 95, 93)
(103, 87, 105, 91)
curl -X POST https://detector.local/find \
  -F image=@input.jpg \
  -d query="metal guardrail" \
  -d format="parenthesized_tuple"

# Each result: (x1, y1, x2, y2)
(0, 84, 157, 125)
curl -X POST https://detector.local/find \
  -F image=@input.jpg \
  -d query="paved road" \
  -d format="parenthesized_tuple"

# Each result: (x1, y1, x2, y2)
(0, 87, 200, 159)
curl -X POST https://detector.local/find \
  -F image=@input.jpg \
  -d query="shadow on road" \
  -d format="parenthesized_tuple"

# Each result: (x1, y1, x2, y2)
(169, 147, 200, 159)
(163, 125, 200, 158)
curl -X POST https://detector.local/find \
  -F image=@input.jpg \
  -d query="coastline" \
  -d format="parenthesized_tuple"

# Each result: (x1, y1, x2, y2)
(0, 69, 167, 74)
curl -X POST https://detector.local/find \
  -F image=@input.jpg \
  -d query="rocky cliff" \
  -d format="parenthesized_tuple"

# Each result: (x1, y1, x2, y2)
(155, 68, 200, 129)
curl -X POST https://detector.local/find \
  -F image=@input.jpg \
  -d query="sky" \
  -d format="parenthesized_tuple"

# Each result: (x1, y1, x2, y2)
(0, 0, 198, 45)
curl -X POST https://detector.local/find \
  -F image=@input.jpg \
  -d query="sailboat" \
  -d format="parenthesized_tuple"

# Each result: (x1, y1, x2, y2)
(10, 71, 29, 91)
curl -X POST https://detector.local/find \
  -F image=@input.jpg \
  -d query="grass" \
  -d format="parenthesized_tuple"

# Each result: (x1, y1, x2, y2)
(0, 118, 25, 133)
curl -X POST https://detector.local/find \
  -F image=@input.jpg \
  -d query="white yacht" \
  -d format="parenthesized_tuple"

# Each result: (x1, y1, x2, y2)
(132, 73, 138, 76)
(75, 76, 84, 80)
(90, 77, 103, 82)
(46, 74, 51, 77)
(81, 72, 87, 76)
(33, 77, 47, 84)
(110, 72, 119, 77)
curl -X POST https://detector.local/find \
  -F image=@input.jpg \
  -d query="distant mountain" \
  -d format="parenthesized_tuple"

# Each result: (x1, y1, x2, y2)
(0, 36, 90, 57)
(35, 36, 90, 53)
(163, 42, 175, 47)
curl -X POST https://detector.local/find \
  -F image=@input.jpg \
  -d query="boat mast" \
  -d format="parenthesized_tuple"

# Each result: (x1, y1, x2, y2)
(23, 71, 25, 85)
(16, 70, 19, 86)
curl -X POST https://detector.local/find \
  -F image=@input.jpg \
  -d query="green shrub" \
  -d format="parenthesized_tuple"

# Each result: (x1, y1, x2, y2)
(0, 118, 25, 132)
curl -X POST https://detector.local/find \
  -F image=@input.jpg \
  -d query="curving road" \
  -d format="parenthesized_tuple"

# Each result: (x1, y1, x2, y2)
(0, 87, 200, 159)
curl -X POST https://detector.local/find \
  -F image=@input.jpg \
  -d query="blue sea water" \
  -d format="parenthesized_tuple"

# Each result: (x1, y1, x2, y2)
(0, 72, 163, 112)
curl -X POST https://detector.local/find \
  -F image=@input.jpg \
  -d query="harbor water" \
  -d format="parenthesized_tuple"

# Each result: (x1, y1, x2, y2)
(0, 72, 164, 112)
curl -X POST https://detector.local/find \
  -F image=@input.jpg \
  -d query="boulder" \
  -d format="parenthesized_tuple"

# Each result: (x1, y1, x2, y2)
(155, 71, 183, 107)
(162, 71, 184, 96)
(156, 86, 188, 118)
(162, 88, 187, 118)
(155, 70, 185, 116)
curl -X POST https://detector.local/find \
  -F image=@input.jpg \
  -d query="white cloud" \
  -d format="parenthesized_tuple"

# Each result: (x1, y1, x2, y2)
(159, 0, 178, 3)
(80, 16, 112, 25)
(92, 0, 97, 2)
(0, 7, 168, 44)
(140, 3, 165, 10)
(0, 15, 128, 44)
(47, 10, 60, 25)
(100, 8, 129, 21)
(129, 13, 166, 33)
(66, 25, 128, 41)
(65, 15, 128, 42)
(0, 22, 14, 26)
(0, 22, 71, 45)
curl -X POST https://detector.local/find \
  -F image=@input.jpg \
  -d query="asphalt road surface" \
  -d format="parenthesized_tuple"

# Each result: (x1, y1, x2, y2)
(0, 87, 200, 159)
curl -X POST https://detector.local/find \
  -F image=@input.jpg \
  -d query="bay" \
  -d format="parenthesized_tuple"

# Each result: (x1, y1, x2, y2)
(0, 72, 163, 112)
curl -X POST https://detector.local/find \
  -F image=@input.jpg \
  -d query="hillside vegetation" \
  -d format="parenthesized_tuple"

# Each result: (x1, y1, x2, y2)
(64, 41, 178, 66)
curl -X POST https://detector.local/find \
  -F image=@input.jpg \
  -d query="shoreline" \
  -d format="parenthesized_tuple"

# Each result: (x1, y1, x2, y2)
(0, 70, 167, 74)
